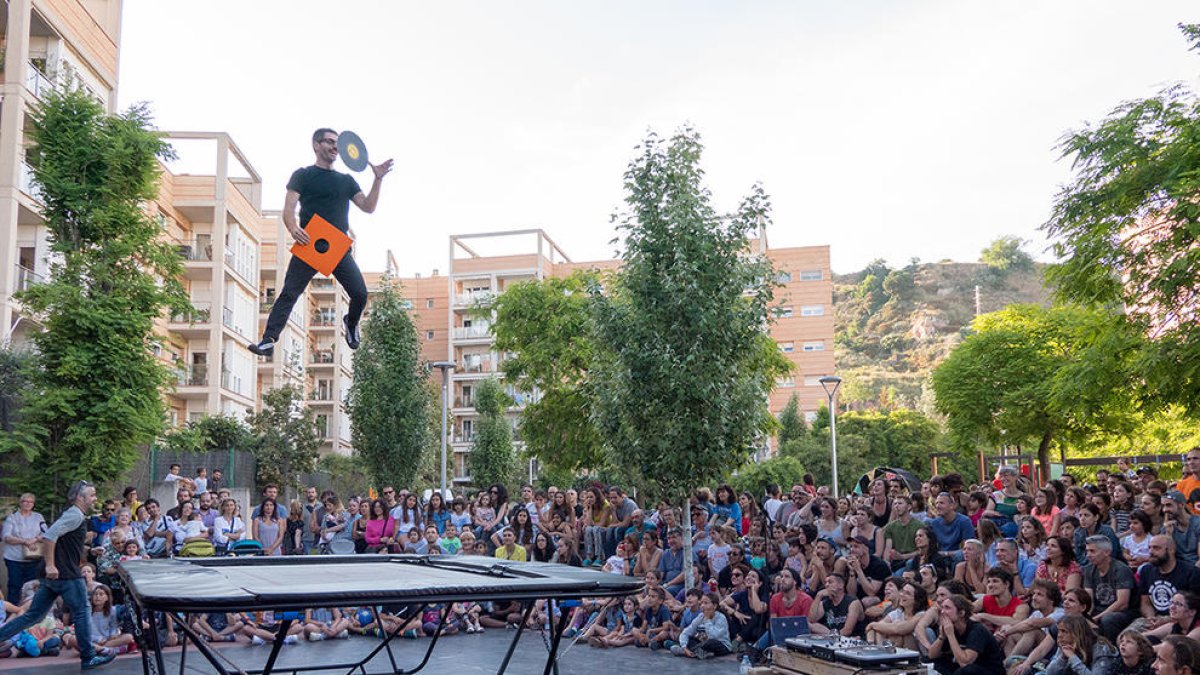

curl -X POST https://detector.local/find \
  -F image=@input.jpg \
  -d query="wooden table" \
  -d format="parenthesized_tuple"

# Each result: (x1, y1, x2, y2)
(769, 646, 926, 675)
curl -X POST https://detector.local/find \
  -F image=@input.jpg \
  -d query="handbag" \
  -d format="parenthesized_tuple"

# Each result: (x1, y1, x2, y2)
(23, 542, 42, 559)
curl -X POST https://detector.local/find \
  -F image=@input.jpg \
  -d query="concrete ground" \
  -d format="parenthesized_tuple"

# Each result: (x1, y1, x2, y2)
(0, 628, 742, 673)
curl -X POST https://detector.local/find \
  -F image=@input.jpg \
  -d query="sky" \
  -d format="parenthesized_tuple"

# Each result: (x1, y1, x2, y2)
(117, 1, 1200, 275)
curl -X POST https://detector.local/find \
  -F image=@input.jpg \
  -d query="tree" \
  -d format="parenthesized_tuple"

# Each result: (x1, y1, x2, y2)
(346, 281, 435, 490)
(931, 304, 1141, 472)
(0, 88, 189, 503)
(469, 378, 517, 488)
(980, 236, 1034, 272)
(159, 414, 253, 455)
(1044, 24, 1200, 415)
(485, 271, 607, 473)
(246, 385, 322, 491)
(591, 127, 792, 588)
(729, 456, 807, 497)
(778, 394, 806, 447)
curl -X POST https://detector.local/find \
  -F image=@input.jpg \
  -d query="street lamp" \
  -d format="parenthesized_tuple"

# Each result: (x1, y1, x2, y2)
(432, 361, 455, 496)
(819, 375, 843, 498)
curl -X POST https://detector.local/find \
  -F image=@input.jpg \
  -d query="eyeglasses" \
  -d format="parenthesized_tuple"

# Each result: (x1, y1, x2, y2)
(316, 138, 337, 146)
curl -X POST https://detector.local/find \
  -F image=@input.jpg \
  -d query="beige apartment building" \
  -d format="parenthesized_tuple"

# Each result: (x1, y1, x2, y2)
(0, 0, 123, 347)
(379, 229, 835, 484)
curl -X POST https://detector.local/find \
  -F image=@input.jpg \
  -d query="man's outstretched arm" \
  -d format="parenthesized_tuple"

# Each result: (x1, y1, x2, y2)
(352, 160, 394, 214)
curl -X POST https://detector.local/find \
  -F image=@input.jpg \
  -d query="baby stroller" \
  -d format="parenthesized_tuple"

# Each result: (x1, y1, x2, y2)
(227, 539, 265, 556)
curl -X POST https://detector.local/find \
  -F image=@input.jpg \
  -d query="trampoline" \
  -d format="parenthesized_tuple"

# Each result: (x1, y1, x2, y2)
(117, 554, 642, 675)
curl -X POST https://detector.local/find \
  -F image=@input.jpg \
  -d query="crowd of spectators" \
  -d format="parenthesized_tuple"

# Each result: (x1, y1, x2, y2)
(3, 450, 1200, 673)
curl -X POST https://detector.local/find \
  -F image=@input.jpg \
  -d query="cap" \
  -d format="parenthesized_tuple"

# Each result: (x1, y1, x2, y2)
(1165, 490, 1187, 505)
(1137, 466, 1157, 475)
(817, 536, 839, 549)
(1188, 488, 1200, 504)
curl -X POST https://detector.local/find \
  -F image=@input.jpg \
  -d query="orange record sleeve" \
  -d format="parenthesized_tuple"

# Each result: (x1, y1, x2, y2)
(290, 215, 352, 276)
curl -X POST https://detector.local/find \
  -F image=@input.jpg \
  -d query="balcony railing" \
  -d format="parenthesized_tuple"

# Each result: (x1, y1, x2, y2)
(453, 325, 492, 340)
(177, 242, 213, 262)
(14, 264, 45, 292)
(25, 61, 57, 99)
(312, 313, 336, 327)
(19, 162, 42, 201)
(259, 300, 275, 312)
(454, 396, 475, 408)
(453, 433, 477, 444)
(311, 278, 336, 290)
(170, 302, 212, 325)
(309, 389, 335, 402)
(175, 364, 208, 387)
(310, 349, 335, 364)
(453, 291, 495, 307)
(458, 357, 497, 374)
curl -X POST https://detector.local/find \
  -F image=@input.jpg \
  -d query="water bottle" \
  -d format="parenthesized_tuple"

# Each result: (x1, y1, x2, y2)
(740, 654, 752, 674)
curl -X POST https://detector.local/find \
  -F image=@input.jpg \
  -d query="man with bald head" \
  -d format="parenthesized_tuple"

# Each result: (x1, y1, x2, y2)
(1137, 535, 1200, 630)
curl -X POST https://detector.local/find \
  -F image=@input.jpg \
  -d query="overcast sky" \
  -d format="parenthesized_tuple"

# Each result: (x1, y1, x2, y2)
(118, 1, 1200, 275)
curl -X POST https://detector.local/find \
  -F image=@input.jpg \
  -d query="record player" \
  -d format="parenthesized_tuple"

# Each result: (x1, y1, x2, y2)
(784, 635, 921, 667)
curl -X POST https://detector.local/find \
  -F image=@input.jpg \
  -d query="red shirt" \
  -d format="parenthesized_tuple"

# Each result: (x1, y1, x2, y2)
(770, 591, 814, 618)
(982, 593, 1023, 618)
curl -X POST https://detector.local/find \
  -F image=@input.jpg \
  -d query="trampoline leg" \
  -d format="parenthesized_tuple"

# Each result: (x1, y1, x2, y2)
(146, 609, 167, 675)
(177, 614, 188, 675)
(262, 619, 294, 675)
(495, 602, 536, 675)
(170, 613, 232, 675)
(397, 604, 452, 674)
(542, 602, 572, 675)
(345, 604, 428, 675)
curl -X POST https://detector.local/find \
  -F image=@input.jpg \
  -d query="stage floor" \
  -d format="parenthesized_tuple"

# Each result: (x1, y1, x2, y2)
(0, 630, 740, 674)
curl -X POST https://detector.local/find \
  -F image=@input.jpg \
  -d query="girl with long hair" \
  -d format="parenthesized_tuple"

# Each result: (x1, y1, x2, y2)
(866, 580, 927, 650)
(738, 491, 760, 538)
(905, 527, 950, 580)
(1114, 629, 1156, 675)
(954, 539, 989, 596)
(1018, 515, 1049, 564)
(252, 498, 284, 556)
(1033, 487, 1060, 534)
(425, 492, 450, 535)
(1121, 510, 1153, 567)
(1052, 488, 1089, 536)
(1044, 614, 1118, 675)
(1109, 481, 1135, 536)
(364, 499, 397, 553)
(1035, 536, 1082, 593)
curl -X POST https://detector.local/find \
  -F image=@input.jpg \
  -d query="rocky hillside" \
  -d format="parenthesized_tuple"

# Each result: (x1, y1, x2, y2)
(834, 259, 1053, 411)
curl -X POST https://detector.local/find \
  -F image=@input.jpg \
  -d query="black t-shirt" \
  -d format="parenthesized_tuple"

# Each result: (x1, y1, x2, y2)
(853, 556, 892, 600)
(935, 620, 1005, 675)
(1082, 560, 1135, 611)
(287, 166, 362, 233)
(1137, 562, 1200, 615)
(820, 594, 861, 636)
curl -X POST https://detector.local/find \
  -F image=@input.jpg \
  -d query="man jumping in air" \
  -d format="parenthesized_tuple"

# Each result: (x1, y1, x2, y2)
(248, 128, 393, 356)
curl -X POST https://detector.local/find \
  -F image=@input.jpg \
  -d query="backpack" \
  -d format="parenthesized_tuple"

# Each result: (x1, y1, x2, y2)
(179, 540, 216, 558)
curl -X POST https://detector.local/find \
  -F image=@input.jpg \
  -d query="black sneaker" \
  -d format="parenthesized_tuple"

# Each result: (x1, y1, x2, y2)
(81, 651, 116, 669)
(247, 338, 275, 357)
(342, 315, 360, 350)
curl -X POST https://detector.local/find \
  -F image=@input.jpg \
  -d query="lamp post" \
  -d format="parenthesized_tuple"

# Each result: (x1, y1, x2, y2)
(819, 375, 843, 498)
(432, 361, 455, 496)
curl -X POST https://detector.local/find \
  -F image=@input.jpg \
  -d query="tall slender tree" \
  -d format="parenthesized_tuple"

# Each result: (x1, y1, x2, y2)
(592, 127, 791, 588)
(469, 378, 517, 489)
(246, 385, 322, 491)
(346, 281, 435, 490)
(0, 89, 188, 502)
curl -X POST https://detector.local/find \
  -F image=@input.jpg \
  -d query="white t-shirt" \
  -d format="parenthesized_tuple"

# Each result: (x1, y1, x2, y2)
(764, 498, 784, 522)
(1030, 607, 1065, 634)
(193, 477, 208, 494)
(708, 543, 732, 575)
(605, 555, 626, 575)
(212, 516, 244, 546)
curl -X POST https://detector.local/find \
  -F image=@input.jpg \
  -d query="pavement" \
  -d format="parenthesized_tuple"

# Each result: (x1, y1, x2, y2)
(0, 628, 742, 673)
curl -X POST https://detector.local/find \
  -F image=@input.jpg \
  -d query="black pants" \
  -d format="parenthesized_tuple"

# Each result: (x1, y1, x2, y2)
(687, 636, 732, 657)
(262, 252, 367, 343)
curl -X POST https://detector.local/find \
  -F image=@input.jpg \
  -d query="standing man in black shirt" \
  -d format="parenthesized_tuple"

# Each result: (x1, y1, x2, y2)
(249, 128, 393, 356)
(0, 481, 115, 669)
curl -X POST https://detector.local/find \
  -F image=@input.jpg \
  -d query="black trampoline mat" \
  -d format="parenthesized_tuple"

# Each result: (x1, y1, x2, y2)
(118, 555, 642, 612)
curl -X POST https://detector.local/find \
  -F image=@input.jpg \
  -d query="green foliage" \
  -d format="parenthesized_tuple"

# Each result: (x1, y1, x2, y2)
(778, 394, 805, 447)
(1044, 24, 1200, 414)
(346, 281, 436, 490)
(485, 272, 607, 473)
(469, 378, 517, 488)
(0, 88, 188, 504)
(246, 385, 322, 491)
(931, 304, 1142, 470)
(316, 453, 375, 500)
(590, 127, 791, 508)
(159, 414, 253, 454)
(980, 236, 1034, 272)
(730, 456, 807, 497)
(0, 348, 38, 453)
(780, 430, 870, 494)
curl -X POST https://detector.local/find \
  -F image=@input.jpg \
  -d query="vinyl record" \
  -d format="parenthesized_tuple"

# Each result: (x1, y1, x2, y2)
(337, 130, 369, 172)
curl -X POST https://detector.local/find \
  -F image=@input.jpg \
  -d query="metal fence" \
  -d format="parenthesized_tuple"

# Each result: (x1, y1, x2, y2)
(132, 447, 258, 495)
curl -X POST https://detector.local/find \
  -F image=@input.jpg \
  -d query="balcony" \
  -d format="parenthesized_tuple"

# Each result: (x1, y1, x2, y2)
(458, 357, 497, 374)
(259, 299, 275, 313)
(168, 302, 212, 336)
(453, 325, 492, 340)
(453, 433, 477, 444)
(309, 388, 336, 402)
(311, 312, 336, 328)
(311, 278, 336, 293)
(25, 61, 57, 99)
(453, 291, 495, 307)
(18, 162, 43, 202)
(454, 396, 475, 408)
(310, 349, 335, 365)
(14, 264, 45, 292)
(176, 242, 213, 262)
(175, 363, 209, 387)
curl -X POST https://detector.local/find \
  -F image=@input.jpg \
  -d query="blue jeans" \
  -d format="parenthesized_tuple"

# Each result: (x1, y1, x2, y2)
(4, 559, 39, 606)
(0, 577, 94, 661)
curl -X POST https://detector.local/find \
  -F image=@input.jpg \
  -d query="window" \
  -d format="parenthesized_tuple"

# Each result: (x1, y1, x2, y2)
(802, 341, 825, 352)
(800, 269, 822, 281)
(800, 305, 824, 317)
(775, 271, 792, 283)
(804, 376, 829, 387)
(777, 376, 796, 388)
(426, 298, 434, 309)
(426, 330, 434, 340)
(776, 306, 793, 318)
(804, 411, 818, 423)
(778, 341, 794, 353)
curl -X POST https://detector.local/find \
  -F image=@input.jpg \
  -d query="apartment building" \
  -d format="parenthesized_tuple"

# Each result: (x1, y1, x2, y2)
(0, 0, 123, 347)
(381, 229, 835, 484)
